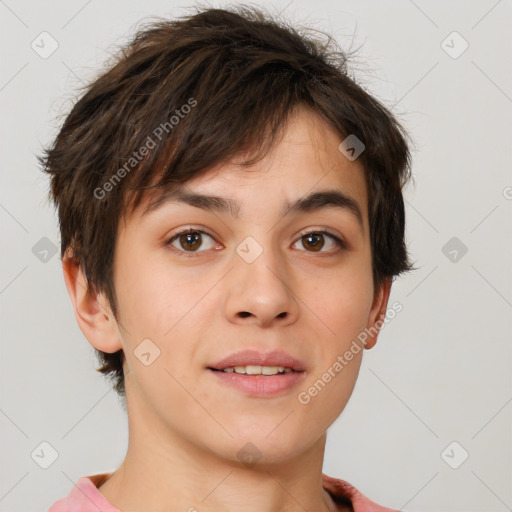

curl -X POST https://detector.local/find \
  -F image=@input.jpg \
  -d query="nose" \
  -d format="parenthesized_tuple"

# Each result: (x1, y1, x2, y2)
(222, 238, 299, 328)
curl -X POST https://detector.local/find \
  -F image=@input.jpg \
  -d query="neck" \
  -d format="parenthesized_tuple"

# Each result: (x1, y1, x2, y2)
(98, 391, 340, 512)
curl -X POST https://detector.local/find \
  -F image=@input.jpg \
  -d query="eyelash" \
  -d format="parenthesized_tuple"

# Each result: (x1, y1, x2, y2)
(164, 227, 346, 257)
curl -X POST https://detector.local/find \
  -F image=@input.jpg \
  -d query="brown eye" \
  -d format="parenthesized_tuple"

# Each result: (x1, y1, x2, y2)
(166, 229, 216, 254)
(179, 232, 202, 251)
(292, 231, 345, 253)
(302, 233, 325, 252)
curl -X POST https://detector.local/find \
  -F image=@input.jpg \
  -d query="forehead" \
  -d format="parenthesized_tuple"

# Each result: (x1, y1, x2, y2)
(128, 107, 368, 229)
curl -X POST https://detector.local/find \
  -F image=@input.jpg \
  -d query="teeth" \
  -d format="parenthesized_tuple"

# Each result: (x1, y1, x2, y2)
(222, 365, 293, 375)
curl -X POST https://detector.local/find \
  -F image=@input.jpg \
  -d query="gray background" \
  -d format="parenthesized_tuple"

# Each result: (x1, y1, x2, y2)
(1, 0, 511, 511)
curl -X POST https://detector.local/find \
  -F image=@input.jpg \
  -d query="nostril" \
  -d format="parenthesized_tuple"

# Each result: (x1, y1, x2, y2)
(239, 311, 251, 318)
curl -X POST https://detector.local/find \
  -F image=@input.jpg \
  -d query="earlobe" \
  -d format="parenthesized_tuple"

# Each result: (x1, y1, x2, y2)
(363, 277, 392, 350)
(62, 249, 123, 354)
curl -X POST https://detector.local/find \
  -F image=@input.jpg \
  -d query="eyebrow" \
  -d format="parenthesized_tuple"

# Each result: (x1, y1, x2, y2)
(142, 188, 364, 231)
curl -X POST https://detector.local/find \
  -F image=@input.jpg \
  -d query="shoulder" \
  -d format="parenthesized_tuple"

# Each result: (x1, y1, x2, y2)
(322, 473, 399, 512)
(47, 473, 119, 512)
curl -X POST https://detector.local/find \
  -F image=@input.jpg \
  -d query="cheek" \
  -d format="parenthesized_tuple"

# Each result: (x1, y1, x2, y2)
(113, 253, 215, 397)
(115, 249, 209, 339)
(289, 264, 372, 424)
(305, 263, 374, 347)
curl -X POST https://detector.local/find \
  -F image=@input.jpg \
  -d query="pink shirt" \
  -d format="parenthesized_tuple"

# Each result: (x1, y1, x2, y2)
(47, 472, 398, 511)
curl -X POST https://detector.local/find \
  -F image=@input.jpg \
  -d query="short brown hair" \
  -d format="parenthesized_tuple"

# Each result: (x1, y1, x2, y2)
(39, 5, 416, 400)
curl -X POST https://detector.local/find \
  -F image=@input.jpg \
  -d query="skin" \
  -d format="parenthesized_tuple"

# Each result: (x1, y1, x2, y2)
(63, 106, 391, 512)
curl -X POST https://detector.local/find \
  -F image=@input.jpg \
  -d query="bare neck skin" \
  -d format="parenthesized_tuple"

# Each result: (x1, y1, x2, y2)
(98, 376, 345, 512)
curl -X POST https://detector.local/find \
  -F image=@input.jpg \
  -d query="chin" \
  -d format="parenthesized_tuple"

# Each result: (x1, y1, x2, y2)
(224, 423, 313, 463)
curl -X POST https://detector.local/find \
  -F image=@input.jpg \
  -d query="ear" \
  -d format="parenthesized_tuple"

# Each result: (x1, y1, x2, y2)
(363, 277, 392, 350)
(62, 249, 123, 354)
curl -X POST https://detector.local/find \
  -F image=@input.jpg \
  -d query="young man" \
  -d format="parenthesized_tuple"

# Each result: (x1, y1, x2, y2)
(42, 5, 415, 511)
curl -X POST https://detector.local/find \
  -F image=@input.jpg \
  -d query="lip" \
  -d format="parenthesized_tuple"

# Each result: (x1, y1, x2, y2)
(208, 349, 306, 372)
(208, 369, 306, 397)
(207, 349, 307, 398)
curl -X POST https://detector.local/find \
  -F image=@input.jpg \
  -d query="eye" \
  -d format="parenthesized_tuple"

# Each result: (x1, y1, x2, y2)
(165, 228, 218, 255)
(292, 230, 345, 253)
(164, 227, 345, 257)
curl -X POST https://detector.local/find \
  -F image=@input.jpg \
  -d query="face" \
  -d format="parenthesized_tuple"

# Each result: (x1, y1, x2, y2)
(108, 107, 388, 465)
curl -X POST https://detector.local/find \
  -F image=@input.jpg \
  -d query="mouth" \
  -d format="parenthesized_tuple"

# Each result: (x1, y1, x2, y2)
(208, 365, 300, 375)
(207, 349, 306, 373)
(206, 350, 307, 397)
